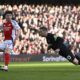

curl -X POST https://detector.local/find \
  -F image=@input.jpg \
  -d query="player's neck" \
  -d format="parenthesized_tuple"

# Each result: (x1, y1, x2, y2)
(6, 19, 12, 22)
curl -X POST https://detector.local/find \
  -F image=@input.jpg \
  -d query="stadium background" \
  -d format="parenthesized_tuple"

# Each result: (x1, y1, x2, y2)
(0, 0, 80, 62)
(0, 1, 80, 80)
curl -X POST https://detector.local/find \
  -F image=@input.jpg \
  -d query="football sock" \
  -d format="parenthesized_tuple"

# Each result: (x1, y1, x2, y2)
(4, 53, 10, 66)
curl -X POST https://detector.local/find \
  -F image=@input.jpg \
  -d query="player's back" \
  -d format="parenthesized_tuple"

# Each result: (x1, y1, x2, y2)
(46, 33, 64, 50)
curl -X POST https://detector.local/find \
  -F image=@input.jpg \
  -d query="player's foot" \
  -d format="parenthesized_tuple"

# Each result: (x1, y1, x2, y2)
(0, 66, 8, 71)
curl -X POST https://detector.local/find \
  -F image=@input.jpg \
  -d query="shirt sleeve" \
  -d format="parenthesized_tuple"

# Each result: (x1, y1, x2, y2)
(0, 23, 3, 28)
(11, 20, 20, 30)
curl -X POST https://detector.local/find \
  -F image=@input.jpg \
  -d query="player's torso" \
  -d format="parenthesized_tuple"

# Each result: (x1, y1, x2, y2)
(3, 21, 14, 40)
(46, 33, 64, 50)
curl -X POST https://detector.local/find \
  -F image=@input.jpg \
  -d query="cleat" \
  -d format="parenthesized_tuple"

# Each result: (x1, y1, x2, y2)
(0, 66, 8, 71)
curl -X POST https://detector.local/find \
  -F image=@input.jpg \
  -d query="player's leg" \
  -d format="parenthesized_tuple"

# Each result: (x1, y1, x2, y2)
(0, 42, 5, 51)
(0, 42, 8, 71)
(0, 49, 4, 52)
(2, 48, 10, 71)
(0, 48, 10, 71)
(0, 40, 13, 71)
(59, 43, 79, 65)
(75, 53, 80, 64)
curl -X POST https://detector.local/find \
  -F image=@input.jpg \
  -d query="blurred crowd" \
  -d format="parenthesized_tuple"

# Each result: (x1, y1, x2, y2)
(0, 4, 80, 55)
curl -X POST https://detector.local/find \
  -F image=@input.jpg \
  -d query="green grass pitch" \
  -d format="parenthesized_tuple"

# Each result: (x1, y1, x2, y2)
(0, 62, 80, 80)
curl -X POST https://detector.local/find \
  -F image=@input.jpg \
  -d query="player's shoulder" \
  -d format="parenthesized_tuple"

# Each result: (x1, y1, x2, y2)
(11, 20, 20, 29)
(46, 33, 55, 40)
(47, 33, 54, 37)
(11, 20, 18, 25)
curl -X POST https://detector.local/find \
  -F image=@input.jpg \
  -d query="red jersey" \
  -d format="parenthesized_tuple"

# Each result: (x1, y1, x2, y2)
(3, 21, 13, 40)
(2, 20, 20, 41)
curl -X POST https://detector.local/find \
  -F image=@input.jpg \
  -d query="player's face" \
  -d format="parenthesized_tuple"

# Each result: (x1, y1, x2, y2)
(39, 29, 47, 37)
(5, 14, 12, 21)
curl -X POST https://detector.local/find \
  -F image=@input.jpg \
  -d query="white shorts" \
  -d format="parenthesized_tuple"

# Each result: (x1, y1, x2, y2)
(0, 40, 13, 50)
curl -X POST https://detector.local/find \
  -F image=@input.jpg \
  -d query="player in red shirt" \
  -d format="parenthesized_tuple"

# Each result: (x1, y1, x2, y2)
(0, 11, 21, 71)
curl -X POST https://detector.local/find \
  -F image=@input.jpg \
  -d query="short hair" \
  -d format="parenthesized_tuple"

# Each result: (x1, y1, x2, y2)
(3, 11, 12, 18)
(39, 27, 48, 31)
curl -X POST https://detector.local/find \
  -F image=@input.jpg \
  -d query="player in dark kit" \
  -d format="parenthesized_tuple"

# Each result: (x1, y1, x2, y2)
(38, 27, 80, 65)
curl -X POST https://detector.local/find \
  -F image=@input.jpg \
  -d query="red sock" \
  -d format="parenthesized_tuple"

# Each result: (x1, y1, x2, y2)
(4, 53, 10, 66)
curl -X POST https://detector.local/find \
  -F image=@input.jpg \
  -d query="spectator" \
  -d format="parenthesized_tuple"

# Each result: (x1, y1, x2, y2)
(0, 4, 80, 55)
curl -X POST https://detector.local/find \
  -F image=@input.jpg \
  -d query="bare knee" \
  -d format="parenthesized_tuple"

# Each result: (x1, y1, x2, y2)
(4, 48, 10, 54)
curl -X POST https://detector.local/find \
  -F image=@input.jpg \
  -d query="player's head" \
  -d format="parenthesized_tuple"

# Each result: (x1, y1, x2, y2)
(39, 26, 48, 37)
(4, 11, 13, 21)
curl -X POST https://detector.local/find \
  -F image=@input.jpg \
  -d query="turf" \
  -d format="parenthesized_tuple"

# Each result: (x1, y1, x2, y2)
(0, 62, 80, 80)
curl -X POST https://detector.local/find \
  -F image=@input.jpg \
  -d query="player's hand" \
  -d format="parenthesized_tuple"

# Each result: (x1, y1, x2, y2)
(55, 49, 60, 53)
(47, 49, 55, 54)
(73, 58, 79, 65)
